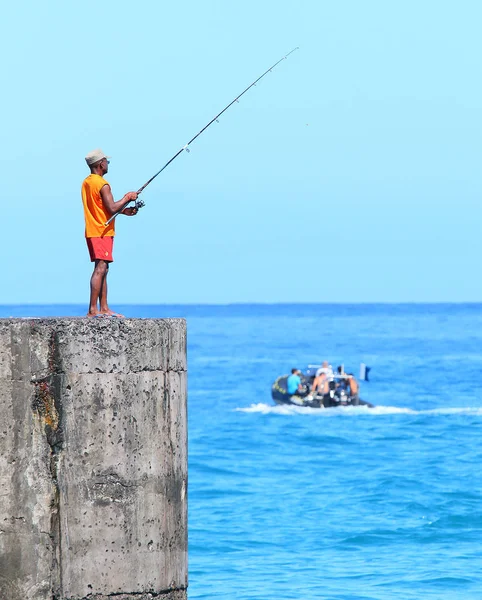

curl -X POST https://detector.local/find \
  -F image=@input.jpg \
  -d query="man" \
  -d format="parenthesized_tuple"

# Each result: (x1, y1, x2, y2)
(311, 371, 328, 396)
(81, 149, 138, 317)
(316, 360, 333, 378)
(347, 374, 359, 400)
(287, 368, 304, 396)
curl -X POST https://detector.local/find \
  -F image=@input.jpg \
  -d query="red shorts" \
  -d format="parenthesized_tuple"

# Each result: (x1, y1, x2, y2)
(86, 236, 114, 262)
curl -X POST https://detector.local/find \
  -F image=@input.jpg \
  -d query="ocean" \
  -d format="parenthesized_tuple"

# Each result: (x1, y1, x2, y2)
(2, 303, 482, 599)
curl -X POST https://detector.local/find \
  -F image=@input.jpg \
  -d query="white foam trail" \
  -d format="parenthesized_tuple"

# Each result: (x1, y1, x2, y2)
(235, 404, 482, 416)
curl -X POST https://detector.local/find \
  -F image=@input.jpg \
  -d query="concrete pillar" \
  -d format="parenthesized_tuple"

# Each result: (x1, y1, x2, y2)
(0, 318, 187, 600)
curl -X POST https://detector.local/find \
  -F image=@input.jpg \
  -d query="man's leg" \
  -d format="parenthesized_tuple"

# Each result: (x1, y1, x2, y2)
(87, 260, 108, 316)
(99, 263, 109, 314)
(98, 264, 125, 317)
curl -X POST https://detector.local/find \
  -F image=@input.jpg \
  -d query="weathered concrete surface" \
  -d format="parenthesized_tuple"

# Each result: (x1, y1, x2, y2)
(0, 318, 187, 600)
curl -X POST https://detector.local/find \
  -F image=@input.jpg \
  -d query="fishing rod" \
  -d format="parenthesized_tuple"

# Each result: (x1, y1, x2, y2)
(105, 47, 299, 225)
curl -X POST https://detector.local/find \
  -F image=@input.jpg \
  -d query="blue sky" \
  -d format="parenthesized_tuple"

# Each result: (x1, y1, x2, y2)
(2, 0, 481, 304)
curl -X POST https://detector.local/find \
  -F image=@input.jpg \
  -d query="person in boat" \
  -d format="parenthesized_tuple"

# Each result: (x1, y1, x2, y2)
(333, 365, 349, 391)
(316, 360, 333, 378)
(287, 368, 306, 397)
(346, 374, 359, 400)
(311, 371, 329, 397)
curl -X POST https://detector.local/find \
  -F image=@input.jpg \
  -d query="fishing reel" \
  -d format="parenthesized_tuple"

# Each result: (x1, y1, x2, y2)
(135, 199, 145, 210)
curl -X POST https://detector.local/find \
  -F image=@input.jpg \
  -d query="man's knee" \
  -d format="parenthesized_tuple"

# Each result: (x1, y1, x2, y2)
(94, 259, 109, 274)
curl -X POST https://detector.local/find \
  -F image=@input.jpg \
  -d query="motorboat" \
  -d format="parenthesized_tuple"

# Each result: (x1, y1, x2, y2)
(271, 364, 374, 408)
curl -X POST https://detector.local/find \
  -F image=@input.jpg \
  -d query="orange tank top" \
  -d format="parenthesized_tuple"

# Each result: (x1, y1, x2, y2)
(81, 174, 115, 238)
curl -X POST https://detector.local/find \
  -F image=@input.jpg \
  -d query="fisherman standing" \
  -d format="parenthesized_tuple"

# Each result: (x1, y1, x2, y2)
(81, 149, 138, 318)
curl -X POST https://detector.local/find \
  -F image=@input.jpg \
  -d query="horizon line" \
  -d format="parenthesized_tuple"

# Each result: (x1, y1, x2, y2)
(1, 301, 481, 307)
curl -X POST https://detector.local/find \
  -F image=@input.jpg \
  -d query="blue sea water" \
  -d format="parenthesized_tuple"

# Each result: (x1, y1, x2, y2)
(2, 303, 482, 599)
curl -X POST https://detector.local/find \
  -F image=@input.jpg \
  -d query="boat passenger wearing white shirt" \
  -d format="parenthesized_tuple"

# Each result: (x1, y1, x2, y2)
(316, 360, 333, 378)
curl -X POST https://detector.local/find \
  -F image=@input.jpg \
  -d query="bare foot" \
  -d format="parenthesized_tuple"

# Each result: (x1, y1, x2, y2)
(99, 310, 125, 318)
(87, 312, 107, 318)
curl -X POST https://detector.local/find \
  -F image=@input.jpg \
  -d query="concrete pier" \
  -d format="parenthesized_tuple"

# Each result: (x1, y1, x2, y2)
(0, 318, 187, 600)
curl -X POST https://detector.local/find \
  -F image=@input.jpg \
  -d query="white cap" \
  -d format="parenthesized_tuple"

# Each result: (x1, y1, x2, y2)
(85, 148, 111, 166)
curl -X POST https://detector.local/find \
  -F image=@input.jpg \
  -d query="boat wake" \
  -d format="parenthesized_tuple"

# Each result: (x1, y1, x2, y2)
(235, 403, 482, 416)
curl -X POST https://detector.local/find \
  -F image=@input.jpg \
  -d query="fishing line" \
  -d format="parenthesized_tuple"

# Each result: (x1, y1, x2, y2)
(106, 47, 299, 225)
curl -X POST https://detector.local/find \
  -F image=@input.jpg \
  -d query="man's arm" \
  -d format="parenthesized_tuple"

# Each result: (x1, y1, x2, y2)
(100, 184, 138, 216)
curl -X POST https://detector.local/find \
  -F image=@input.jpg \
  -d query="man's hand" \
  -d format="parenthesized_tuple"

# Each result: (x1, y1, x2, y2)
(122, 206, 138, 216)
(124, 191, 138, 202)
(121, 191, 139, 216)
